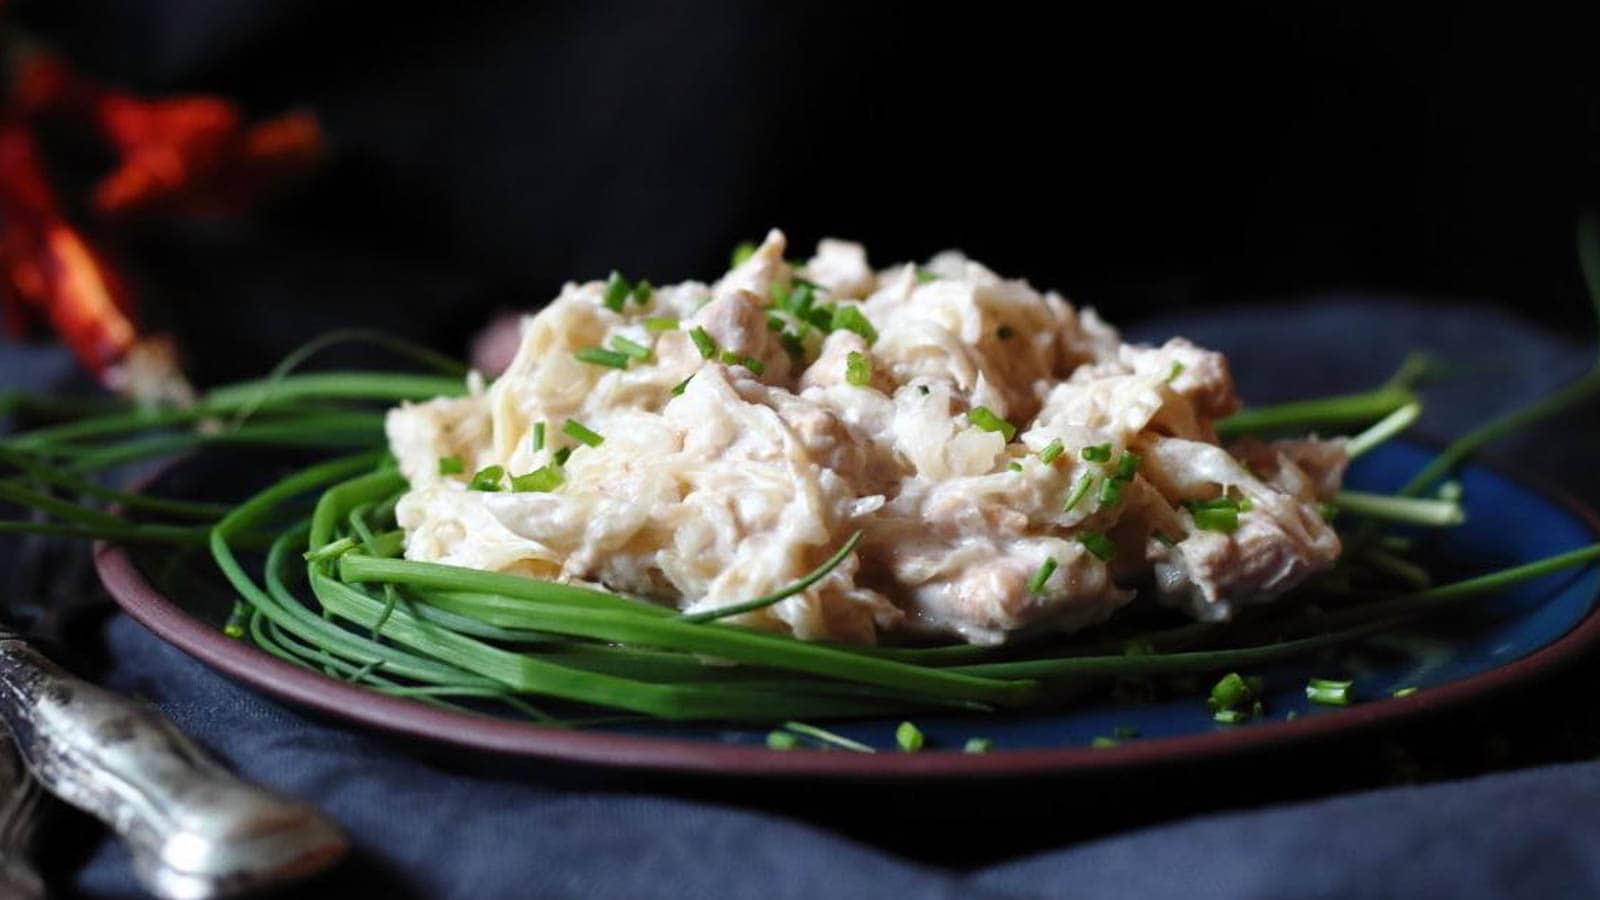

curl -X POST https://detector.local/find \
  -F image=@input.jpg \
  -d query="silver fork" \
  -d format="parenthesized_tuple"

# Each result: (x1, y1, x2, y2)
(0, 738, 44, 900)
(1, 530, 347, 898)
(0, 631, 349, 899)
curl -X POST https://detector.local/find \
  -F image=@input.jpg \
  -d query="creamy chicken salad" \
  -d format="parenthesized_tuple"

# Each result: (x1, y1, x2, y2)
(386, 230, 1344, 646)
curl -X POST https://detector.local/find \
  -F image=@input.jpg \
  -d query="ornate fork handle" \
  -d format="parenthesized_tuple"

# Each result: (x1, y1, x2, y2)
(0, 634, 347, 899)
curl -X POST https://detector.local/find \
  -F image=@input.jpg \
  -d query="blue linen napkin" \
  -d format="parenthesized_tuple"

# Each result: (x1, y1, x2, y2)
(4, 296, 1598, 899)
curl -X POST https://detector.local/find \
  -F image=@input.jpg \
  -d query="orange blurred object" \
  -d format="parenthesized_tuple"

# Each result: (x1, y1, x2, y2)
(0, 118, 137, 375)
(13, 52, 326, 219)
(0, 44, 324, 402)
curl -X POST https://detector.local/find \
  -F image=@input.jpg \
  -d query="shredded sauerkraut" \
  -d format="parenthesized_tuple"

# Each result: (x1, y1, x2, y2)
(386, 229, 1344, 645)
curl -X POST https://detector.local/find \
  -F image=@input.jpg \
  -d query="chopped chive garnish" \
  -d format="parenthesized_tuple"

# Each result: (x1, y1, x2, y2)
(510, 465, 565, 493)
(717, 349, 764, 374)
(917, 385, 930, 396)
(1081, 443, 1112, 462)
(915, 267, 939, 284)
(1008, 462, 1023, 472)
(630, 279, 653, 306)
(996, 324, 1015, 340)
(832, 305, 879, 345)
(845, 351, 871, 386)
(689, 326, 717, 358)
(575, 347, 630, 369)
(779, 331, 806, 361)
(805, 304, 835, 330)
(786, 282, 816, 316)
(1091, 736, 1120, 748)
(1213, 708, 1248, 724)
(223, 602, 247, 638)
(644, 316, 679, 332)
(731, 242, 757, 268)
(1306, 677, 1353, 706)
(1038, 439, 1065, 465)
(1165, 360, 1185, 383)
(1112, 452, 1141, 481)
(1189, 504, 1240, 533)
(553, 447, 573, 465)
(563, 419, 604, 447)
(1097, 478, 1125, 506)
(1392, 686, 1419, 698)
(766, 313, 786, 332)
(963, 737, 992, 754)
(781, 721, 876, 753)
(967, 406, 1017, 441)
(766, 731, 798, 750)
(468, 465, 505, 492)
(1208, 672, 1252, 711)
(895, 721, 925, 753)
(602, 271, 630, 312)
(1027, 557, 1058, 594)
(438, 455, 465, 476)
(670, 374, 694, 396)
(1077, 530, 1115, 561)
(1152, 531, 1178, 547)
(1062, 473, 1095, 512)
(532, 421, 545, 451)
(610, 336, 652, 361)
(769, 282, 791, 310)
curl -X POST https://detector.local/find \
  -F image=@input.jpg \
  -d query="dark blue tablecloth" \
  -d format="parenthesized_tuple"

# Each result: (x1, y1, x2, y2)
(6, 297, 1600, 899)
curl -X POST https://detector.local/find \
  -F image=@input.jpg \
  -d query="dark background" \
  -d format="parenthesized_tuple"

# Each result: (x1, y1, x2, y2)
(12, 2, 1600, 385)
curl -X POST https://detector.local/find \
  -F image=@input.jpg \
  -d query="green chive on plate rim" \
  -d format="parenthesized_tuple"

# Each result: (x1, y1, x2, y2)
(95, 440, 1600, 778)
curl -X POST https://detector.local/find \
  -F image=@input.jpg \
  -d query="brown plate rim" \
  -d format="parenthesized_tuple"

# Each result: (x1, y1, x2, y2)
(93, 459, 1600, 780)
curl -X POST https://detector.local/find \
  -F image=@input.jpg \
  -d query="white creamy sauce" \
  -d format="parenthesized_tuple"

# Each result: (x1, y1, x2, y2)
(386, 230, 1345, 645)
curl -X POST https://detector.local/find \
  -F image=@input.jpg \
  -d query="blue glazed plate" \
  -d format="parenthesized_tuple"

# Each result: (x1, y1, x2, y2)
(96, 439, 1600, 777)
